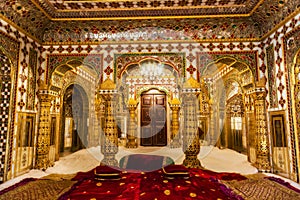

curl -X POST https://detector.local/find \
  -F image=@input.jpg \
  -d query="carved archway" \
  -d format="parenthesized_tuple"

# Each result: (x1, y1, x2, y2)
(115, 52, 185, 82)
(199, 55, 256, 163)
(225, 93, 245, 152)
(47, 54, 103, 84)
(56, 69, 96, 156)
(117, 57, 182, 147)
(60, 84, 89, 154)
(41, 59, 98, 164)
(119, 58, 181, 100)
(197, 52, 258, 82)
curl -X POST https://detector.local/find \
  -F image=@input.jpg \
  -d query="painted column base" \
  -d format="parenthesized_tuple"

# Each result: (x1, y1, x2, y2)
(35, 154, 50, 170)
(101, 154, 119, 167)
(183, 154, 202, 168)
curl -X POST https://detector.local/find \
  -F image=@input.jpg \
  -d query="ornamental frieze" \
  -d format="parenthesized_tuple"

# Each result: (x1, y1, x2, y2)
(42, 18, 260, 43)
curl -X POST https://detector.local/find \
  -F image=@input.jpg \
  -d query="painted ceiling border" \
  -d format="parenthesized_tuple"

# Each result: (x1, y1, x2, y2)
(31, 0, 264, 20)
(0, 6, 299, 46)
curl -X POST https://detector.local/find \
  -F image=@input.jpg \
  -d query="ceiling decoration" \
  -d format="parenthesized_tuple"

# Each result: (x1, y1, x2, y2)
(42, 17, 260, 43)
(0, 0, 299, 42)
(251, 0, 300, 37)
(34, 0, 261, 19)
(1, 1, 51, 40)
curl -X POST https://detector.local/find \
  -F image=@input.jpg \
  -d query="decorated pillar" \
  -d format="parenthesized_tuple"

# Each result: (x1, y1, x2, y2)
(35, 82, 57, 170)
(199, 80, 210, 144)
(99, 79, 119, 167)
(252, 86, 271, 171)
(126, 98, 138, 148)
(217, 107, 225, 148)
(182, 77, 202, 168)
(244, 93, 255, 163)
(208, 100, 215, 145)
(169, 98, 181, 148)
(94, 93, 103, 147)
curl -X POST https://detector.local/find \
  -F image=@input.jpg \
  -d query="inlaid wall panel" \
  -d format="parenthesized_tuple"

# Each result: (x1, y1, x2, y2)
(259, 12, 300, 181)
(0, 19, 40, 182)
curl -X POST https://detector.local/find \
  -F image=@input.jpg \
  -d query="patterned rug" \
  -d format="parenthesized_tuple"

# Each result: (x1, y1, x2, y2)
(1, 170, 299, 200)
(221, 177, 300, 200)
(0, 178, 76, 200)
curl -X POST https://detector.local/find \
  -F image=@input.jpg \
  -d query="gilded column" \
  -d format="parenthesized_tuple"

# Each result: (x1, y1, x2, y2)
(182, 77, 202, 168)
(126, 98, 138, 148)
(208, 100, 215, 145)
(252, 88, 271, 171)
(94, 93, 102, 147)
(244, 93, 256, 163)
(169, 98, 181, 148)
(217, 107, 225, 148)
(99, 79, 119, 167)
(35, 84, 57, 170)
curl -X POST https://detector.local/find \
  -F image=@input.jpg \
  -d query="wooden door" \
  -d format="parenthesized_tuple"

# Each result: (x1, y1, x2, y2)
(141, 90, 167, 146)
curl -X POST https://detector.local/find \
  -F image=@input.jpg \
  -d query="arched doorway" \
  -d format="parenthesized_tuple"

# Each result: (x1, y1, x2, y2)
(199, 56, 255, 157)
(225, 93, 245, 153)
(140, 89, 167, 146)
(118, 58, 181, 147)
(60, 84, 89, 155)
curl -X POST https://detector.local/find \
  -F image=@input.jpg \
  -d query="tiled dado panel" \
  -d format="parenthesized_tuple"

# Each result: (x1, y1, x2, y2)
(0, 19, 40, 182)
(263, 13, 300, 110)
(40, 41, 263, 84)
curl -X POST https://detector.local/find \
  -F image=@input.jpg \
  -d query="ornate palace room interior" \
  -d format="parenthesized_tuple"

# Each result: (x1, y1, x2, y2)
(0, 0, 300, 199)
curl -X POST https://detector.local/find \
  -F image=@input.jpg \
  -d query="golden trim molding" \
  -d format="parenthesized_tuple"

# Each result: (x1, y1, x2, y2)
(0, 4, 298, 46)
(30, 0, 53, 20)
(249, 0, 265, 15)
(55, 5, 246, 13)
(33, 0, 263, 20)
(42, 38, 261, 46)
(50, 14, 250, 21)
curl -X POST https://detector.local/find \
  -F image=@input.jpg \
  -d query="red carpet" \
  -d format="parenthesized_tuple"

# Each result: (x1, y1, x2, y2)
(1, 167, 300, 199)
(58, 167, 246, 200)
